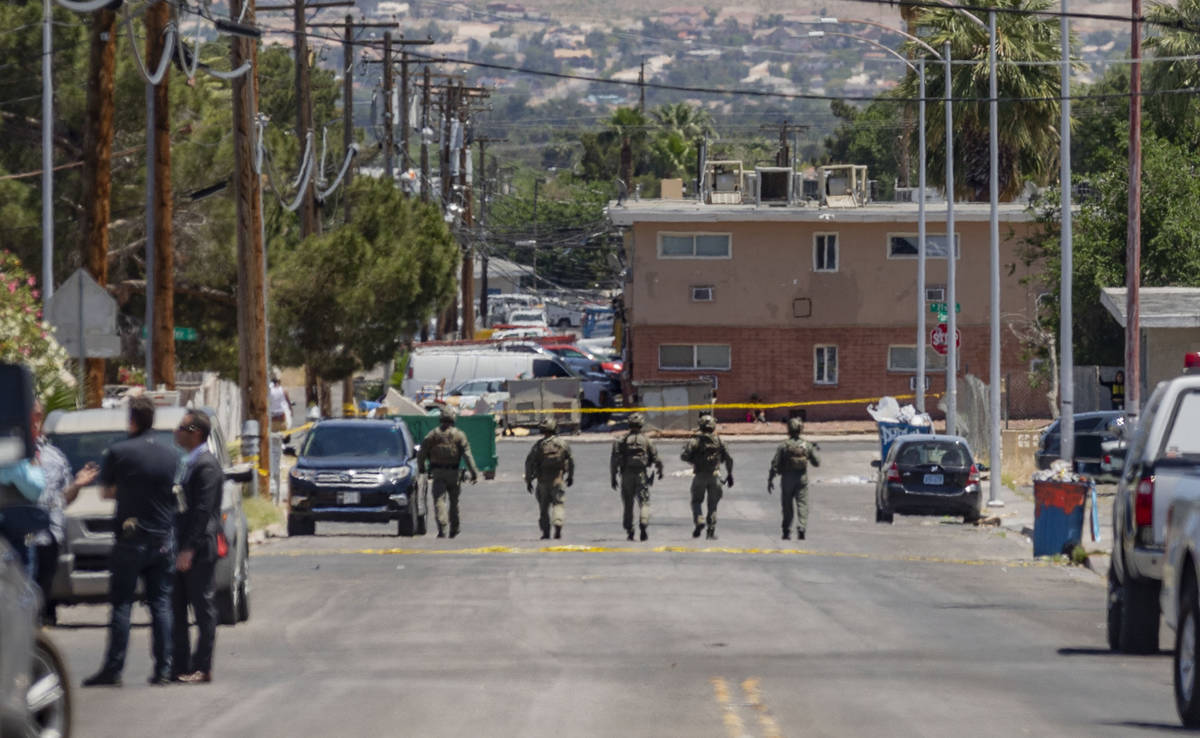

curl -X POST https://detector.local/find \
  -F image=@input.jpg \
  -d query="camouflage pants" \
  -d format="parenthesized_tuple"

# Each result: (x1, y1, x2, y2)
(620, 471, 651, 529)
(780, 472, 808, 532)
(690, 472, 724, 529)
(535, 478, 566, 530)
(430, 470, 463, 533)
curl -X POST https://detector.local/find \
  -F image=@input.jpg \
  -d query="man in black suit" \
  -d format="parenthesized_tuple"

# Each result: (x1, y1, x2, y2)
(170, 410, 223, 684)
(83, 396, 179, 687)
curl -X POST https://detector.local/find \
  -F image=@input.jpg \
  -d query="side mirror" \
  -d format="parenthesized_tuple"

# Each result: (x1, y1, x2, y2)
(869, 459, 881, 469)
(283, 446, 297, 457)
(224, 465, 254, 484)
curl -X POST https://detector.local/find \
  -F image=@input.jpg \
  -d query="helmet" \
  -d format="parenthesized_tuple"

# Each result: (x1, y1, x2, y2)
(698, 414, 716, 432)
(787, 417, 804, 435)
(539, 417, 558, 433)
(628, 413, 645, 429)
(439, 405, 457, 423)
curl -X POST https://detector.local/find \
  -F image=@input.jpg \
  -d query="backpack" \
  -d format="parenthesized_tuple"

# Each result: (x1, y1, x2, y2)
(781, 440, 809, 473)
(619, 434, 649, 470)
(539, 437, 570, 475)
(426, 429, 461, 467)
(692, 434, 723, 473)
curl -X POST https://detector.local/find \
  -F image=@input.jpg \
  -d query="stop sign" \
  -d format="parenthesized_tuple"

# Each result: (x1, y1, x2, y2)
(930, 323, 961, 355)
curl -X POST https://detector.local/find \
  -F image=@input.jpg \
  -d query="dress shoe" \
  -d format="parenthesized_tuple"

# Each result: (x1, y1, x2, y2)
(147, 674, 173, 686)
(626, 529, 635, 541)
(178, 671, 212, 684)
(692, 523, 704, 538)
(540, 532, 550, 540)
(82, 670, 122, 688)
(449, 529, 459, 538)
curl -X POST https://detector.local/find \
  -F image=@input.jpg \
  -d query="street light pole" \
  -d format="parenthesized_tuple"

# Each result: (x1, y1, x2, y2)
(1060, 0, 1075, 464)
(945, 41, 957, 436)
(987, 9, 1004, 506)
(41, 0, 53, 307)
(917, 58, 927, 413)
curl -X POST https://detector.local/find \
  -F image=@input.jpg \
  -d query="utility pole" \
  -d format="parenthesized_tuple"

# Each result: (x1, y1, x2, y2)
(638, 58, 645, 113)
(147, 0, 174, 389)
(532, 177, 539, 288)
(342, 15, 353, 222)
(383, 31, 394, 180)
(760, 120, 808, 168)
(230, 0, 268, 484)
(400, 51, 410, 176)
(294, 0, 319, 238)
(80, 7, 118, 407)
(1126, 0, 1143, 420)
(421, 66, 431, 203)
(475, 137, 504, 326)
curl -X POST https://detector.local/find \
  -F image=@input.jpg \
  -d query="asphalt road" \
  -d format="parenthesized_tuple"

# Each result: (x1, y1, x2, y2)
(49, 438, 1181, 737)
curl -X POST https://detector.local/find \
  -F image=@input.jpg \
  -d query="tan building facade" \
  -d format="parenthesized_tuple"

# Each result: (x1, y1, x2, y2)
(609, 200, 1048, 421)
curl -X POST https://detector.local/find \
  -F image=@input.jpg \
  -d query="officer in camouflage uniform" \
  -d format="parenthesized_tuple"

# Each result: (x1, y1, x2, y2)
(524, 417, 574, 540)
(680, 414, 733, 540)
(610, 413, 663, 541)
(768, 417, 820, 540)
(416, 406, 478, 538)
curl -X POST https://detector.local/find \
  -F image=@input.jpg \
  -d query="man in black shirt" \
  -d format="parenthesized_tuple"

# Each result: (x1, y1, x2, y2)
(83, 396, 180, 687)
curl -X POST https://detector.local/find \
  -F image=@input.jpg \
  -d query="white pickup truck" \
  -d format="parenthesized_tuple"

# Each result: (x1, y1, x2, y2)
(1108, 373, 1200, 654)
(1162, 490, 1200, 726)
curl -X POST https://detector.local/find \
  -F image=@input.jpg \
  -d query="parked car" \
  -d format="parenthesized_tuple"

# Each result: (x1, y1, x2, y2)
(501, 309, 548, 328)
(43, 406, 251, 625)
(285, 418, 423, 537)
(446, 377, 509, 414)
(1035, 411, 1124, 479)
(1110, 374, 1200, 653)
(872, 434, 982, 524)
(1161, 492, 1200, 727)
(543, 344, 621, 377)
(0, 537, 71, 738)
(545, 300, 582, 329)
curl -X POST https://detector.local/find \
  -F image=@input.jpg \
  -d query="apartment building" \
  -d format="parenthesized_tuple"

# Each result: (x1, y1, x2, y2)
(608, 182, 1046, 421)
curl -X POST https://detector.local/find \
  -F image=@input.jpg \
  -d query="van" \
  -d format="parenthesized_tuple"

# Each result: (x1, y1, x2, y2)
(403, 350, 572, 400)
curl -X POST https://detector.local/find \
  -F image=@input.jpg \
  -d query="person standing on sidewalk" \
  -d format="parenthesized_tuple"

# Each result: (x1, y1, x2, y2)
(610, 413, 663, 541)
(171, 410, 222, 684)
(524, 417, 574, 540)
(31, 398, 99, 624)
(83, 396, 179, 687)
(768, 417, 820, 541)
(417, 406, 478, 538)
(268, 376, 293, 432)
(681, 414, 733, 540)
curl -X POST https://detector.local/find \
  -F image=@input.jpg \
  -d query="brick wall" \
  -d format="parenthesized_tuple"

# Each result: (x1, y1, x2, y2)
(629, 323, 1045, 421)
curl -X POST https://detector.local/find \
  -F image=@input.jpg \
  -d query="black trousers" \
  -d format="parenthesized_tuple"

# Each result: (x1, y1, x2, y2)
(35, 539, 59, 620)
(171, 555, 217, 675)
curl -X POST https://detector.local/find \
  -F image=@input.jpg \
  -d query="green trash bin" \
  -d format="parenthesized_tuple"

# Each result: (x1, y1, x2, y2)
(398, 414, 498, 478)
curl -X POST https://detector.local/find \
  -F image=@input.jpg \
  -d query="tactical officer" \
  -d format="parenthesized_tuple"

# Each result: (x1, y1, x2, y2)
(524, 417, 574, 540)
(680, 414, 733, 540)
(610, 413, 663, 541)
(83, 396, 179, 687)
(417, 406, 479, 538)
(768, 417, 820, 540)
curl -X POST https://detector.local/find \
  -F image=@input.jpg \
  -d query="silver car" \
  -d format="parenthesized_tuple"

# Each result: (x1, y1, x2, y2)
(43, 406, 251, 625)
(0, 538, 71, 738)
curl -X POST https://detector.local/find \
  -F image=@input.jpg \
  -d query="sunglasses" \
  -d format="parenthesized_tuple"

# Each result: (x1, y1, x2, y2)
(177, 423, 198, 432)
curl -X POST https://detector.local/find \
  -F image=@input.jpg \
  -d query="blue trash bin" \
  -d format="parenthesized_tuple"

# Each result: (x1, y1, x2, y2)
(877, 421, 933, 461)
(1032, 480, 1088, 557)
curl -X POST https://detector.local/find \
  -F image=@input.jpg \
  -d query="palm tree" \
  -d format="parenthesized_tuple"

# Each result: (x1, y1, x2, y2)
(1145, 0, 1200, 147)
(648, 103, 716, 180)
(898, 0, 1065, 201)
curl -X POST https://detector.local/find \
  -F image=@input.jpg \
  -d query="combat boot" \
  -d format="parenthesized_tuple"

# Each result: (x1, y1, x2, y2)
(781, 528, 790, 540)
(797, 528, 806, 541)
(553, 525, 562, 539)
(693, 523, 704, 538)
(539, 523, 550, 540)
(449, 525, 459, 539)
(626, 528, 635, 541)
(640, 524, 648, 541)
(705, 527, 717, 540)
(437, 526, 446, 539)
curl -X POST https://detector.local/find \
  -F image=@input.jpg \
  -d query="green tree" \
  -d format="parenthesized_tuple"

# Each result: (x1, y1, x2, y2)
(820, 99, 906, 199)
(270, 178, 458, 381)
(648, 103, 715, 180)
(1144, 0, 1200, 148)
(0, 251, 70, 398)
(898, 0, 1065, 201)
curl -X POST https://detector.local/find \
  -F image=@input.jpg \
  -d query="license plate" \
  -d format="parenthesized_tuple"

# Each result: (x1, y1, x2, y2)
(923, 474, 944, 485)
(339, 491, 361, 505)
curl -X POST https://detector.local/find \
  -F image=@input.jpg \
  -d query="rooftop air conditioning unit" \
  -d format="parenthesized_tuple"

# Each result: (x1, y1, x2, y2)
(756, 167, 792, 205)
(705, 160, 743, 204)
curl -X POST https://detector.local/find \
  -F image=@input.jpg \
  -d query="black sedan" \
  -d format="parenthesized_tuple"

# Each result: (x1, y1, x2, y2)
(285, 419, 423, 537)
(873, 434, 982, 524)
(1034, 411, 1124, 479)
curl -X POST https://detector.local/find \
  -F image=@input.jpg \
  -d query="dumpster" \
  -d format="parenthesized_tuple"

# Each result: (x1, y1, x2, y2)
(877, 420, 933, 461)
(1032, 479, 1088, 556)
(398, 414, 499, 478)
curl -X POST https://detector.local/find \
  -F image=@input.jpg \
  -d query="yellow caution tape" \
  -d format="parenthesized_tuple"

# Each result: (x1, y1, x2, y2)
(521, 392, 942, 414)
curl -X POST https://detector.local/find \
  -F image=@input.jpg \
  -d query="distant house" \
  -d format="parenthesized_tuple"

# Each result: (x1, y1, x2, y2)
(485, 2, 525, 19)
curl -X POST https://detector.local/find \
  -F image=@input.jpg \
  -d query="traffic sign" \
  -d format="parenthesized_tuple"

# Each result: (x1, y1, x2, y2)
(928, 302, 960, 314)
(930, 323, 961, 356)
(140, 326, 198, 341)
(47, 269, 121, 358)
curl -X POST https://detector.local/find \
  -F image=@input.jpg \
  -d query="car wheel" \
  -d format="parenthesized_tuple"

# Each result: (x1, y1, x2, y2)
(556, 317, 571, 328)
(1107, 568, 1123, 651)
(1178, 577, 1200, 727)
(236, 576, 250, 623)
(28, 631, 71, 738)
(287, 515, 312, 537)
(216, 585, 236, 626)
(1118, 577, 1161, 654)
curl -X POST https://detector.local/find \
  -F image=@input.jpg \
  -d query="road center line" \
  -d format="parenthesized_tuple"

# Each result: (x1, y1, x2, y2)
(711, 677, 749, 738)
(742, 678, 784, 738)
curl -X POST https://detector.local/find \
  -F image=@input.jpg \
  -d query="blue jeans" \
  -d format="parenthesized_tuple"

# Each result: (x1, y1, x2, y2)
(101, 536, 175, 678)
(0, 505, 50, 582)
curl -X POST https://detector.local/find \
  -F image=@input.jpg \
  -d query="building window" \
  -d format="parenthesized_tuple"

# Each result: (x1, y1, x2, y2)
(814, 345, 837, 385)
(925, 285, 946, 302)
(658, 232, 732, 259)
(691, 285, 714, 302)
(659, 344, 731, 371)
(887, 234, 959, 259)
(887, 345, 948, 372)
(814, 233, 838, 272)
